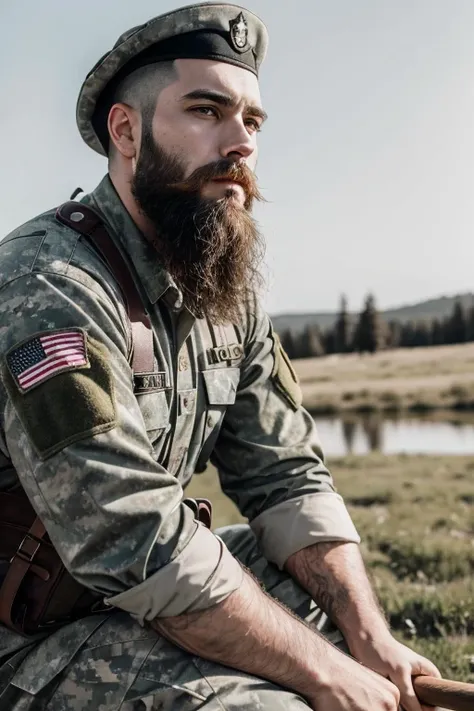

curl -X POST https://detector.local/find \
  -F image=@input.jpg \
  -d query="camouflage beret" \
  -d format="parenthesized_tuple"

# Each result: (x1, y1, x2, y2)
(76, 2, 268, 156)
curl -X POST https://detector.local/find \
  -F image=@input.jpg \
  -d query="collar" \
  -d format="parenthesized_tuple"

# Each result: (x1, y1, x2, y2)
(82, 175, 181, 306)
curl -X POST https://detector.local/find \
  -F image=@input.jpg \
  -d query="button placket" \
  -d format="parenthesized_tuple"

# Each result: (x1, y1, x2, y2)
(166, 339, 197, 475)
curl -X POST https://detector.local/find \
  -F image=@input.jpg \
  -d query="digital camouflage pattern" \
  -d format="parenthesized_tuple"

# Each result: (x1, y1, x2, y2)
(76, 3, 269, 155)
(0, 174, 358, 707)
(1, 525, 347, 709)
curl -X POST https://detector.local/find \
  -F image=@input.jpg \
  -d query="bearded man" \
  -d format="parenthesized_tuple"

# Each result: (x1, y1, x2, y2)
(0, 4, 439, 710)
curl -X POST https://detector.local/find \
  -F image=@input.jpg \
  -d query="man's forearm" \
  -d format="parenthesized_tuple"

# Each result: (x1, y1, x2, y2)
(285, 541, 388, 648)
(152, 568, 346, 702)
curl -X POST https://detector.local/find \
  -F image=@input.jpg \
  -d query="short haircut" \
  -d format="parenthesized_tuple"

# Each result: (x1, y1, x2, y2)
(108, 60, 178, 156)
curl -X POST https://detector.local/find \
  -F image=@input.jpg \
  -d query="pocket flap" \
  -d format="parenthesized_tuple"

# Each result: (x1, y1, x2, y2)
(136, 390, 169, 431)
(202, 368, 240, 405)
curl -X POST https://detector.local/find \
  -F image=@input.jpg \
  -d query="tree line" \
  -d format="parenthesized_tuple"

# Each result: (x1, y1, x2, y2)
(280, 294, 474, 359)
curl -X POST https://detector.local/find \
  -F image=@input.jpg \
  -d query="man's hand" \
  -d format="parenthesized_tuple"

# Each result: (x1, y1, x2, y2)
(308, 646, 401, 710)
(349, 631, 441, 711)
(286, 541, 441, 711)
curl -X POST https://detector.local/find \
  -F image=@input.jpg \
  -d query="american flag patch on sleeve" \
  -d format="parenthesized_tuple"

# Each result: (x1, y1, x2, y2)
(6, 329, 89, 393)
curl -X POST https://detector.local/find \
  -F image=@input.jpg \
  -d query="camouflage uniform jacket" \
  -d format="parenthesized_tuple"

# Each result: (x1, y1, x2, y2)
(0, 175, 359, 679)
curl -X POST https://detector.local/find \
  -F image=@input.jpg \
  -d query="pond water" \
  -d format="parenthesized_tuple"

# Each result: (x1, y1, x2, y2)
(311, 413, 474, 457)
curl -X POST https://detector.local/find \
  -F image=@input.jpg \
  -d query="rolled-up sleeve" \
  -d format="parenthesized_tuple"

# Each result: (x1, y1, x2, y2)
(250, 493, 359, 569)
(212, 297, 360, 569)
(0, 266, 241, 619)
(106, 523, 243, 621)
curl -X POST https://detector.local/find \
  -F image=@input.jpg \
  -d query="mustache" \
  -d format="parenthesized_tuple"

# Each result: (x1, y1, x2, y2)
(168, 159, 264, 207)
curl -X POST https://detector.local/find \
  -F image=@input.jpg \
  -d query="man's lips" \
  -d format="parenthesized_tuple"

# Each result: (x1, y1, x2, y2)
(211, 177, 245, 189)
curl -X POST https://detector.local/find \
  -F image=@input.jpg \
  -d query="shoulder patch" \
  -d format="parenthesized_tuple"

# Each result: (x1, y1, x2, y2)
(6, 329, 88, 393)
(271, 333, 303, 411)
(3, 334, 117, 460)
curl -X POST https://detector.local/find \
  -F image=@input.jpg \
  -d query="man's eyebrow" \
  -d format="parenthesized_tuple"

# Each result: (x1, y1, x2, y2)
(181, 89, 268, 122)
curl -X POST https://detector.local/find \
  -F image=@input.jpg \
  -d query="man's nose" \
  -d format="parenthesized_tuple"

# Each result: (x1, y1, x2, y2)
(220, 121, 255, 161)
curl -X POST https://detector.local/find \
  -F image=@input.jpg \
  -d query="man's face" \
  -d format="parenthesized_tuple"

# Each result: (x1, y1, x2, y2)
(144, 58, 266, 206)
(129, 59, 266, 324)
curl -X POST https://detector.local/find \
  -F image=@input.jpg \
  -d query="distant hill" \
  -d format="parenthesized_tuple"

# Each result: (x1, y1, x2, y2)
(271, 292, 474, 335)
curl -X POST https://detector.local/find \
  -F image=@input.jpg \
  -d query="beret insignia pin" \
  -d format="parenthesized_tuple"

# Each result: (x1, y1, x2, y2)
(229, 12, 249, 50)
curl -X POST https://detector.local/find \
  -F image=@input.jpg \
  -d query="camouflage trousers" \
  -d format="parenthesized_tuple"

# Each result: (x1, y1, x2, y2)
(1, 524, 346, 710)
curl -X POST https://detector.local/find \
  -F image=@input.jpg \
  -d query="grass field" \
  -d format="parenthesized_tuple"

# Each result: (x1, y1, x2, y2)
(293, 342, 474, 414)
(187, 454, 474, 682)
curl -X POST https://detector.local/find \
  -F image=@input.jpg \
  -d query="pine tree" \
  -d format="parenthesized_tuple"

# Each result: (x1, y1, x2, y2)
(440, 317, 450, 345)
(323, 327, 335, 355)
(400, 321, 416, 348)
(431, 318, 444, 346)
(447, 298, 468, 344)
(466, 306, 474, 342)
(291, 331, 303, 359)
(412, 321, 431, 347)
(334, 294, 351, 353)
(300, 324, 325, 358)
(353, 294, 384, 353)
(387, 320, 402, 349)
(279, 329, 296, 359)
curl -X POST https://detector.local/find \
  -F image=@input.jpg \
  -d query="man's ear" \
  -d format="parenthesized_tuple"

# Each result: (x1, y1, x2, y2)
(107, 103, 140, 159)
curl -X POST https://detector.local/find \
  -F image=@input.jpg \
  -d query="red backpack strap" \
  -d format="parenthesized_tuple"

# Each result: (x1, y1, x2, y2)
(55, 201, 154, 377)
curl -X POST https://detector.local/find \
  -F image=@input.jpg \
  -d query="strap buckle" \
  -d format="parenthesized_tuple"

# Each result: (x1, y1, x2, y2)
(12, 534, 41, 564)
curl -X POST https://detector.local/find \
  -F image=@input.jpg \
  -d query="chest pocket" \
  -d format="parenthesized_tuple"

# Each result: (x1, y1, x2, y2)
(202, 367, 240, 405)
(136, 390, 170, 445)
(195, 367, 240, 472)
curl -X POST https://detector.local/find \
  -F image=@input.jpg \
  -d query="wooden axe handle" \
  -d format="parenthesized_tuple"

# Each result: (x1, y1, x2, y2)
(413, 675, 474, 711)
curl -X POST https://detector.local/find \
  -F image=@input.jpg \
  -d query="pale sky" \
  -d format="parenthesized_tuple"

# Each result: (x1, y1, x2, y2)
(1, 0, 473, 315)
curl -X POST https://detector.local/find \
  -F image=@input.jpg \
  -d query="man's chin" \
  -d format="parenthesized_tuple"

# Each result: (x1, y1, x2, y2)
(224, 188, 247, 208)
(201, 181, 247, 207)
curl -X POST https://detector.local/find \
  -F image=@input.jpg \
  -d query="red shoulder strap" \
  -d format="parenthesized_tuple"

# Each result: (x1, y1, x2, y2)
(55, 201, 154, 376)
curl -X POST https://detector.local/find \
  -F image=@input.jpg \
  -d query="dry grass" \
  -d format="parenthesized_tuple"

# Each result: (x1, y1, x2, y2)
(188, 454, 474, 681)
(293, 343, 474, 413)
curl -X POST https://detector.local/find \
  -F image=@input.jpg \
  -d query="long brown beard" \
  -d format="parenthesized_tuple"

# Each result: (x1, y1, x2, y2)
(131, 128, 265, 324)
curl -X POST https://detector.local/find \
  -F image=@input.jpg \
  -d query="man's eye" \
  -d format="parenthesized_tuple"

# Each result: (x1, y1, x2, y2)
(191, 106, 218, 117)
(245, 118, 262, 133)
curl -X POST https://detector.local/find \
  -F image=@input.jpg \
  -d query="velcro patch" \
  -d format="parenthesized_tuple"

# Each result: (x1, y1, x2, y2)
(208, 343, 244, 365)
(6, 328, 88, 393)
(3, 335, 117, 460)
(134, 371, 169, 394)
(271, 333, 303, 411)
